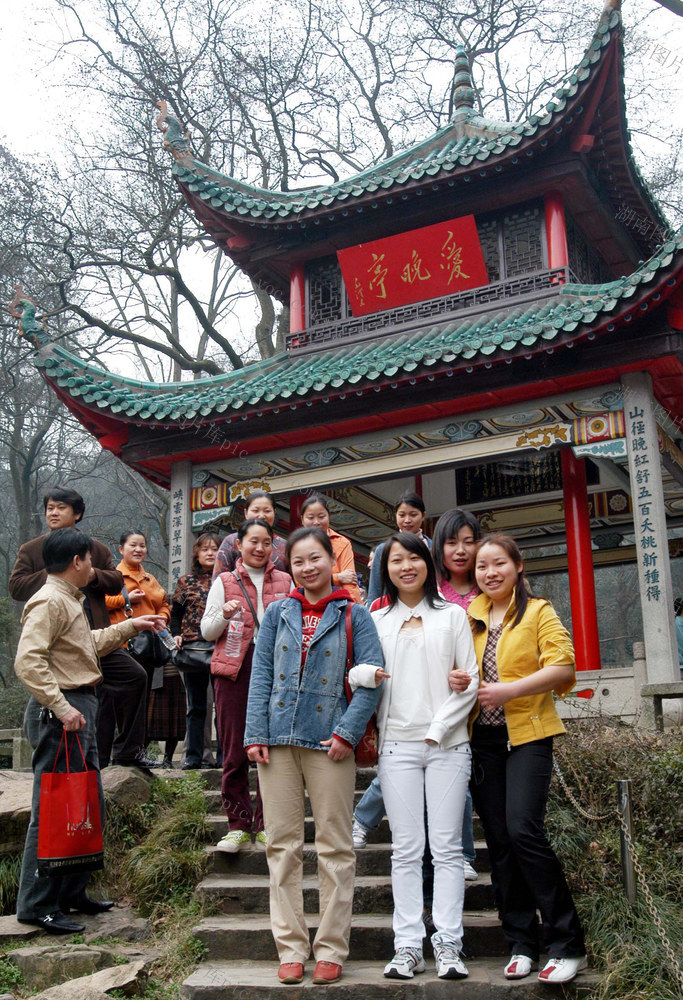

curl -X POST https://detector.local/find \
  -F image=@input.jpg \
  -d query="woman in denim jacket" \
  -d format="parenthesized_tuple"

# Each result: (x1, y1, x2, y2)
(244, 526, 382, 988)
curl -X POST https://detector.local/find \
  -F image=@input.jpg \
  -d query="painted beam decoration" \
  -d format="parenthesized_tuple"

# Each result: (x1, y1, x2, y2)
(337, 215, 488, 316)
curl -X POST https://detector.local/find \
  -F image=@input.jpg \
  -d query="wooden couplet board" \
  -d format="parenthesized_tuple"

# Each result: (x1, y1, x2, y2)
(337, 215, 489, 316)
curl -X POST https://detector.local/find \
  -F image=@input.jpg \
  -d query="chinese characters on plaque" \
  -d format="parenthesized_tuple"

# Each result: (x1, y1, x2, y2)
(627, 405, 661, 603)
(170, 486, 185, 588)
(337, 215, 489, 317)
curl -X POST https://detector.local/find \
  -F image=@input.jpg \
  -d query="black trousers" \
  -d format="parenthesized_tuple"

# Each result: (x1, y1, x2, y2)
(470, 726, 585, 960)
(97, 648, 148, 765)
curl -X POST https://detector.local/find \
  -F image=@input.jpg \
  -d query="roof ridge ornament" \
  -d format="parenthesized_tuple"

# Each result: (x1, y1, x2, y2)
(156, 100, 193, 164)
(9, 285, 49, 347)
(452, 46, 475, 120)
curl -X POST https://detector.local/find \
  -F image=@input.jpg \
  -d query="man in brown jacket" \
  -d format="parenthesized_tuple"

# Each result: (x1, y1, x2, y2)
(9, 487, 153, 768)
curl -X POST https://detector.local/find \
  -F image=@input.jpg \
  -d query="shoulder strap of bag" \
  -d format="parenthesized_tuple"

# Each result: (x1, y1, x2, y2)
(343, 602, 354, 705)
(232, 570, 261, 631)
(121, 585, 133, 618)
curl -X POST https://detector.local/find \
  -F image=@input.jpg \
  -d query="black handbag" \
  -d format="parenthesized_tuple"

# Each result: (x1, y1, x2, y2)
(122, 586, 171, 668)
(175, 641, 214, 673)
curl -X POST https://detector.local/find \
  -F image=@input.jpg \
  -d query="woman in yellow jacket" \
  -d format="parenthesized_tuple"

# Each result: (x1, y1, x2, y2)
(460, 533, 586, 987)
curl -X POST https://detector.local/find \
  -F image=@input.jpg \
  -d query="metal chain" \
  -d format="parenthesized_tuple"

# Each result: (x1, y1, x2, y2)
(615, 811, 683, 993)
(551, 758, 613, 821)
(553, 759, 683, 992)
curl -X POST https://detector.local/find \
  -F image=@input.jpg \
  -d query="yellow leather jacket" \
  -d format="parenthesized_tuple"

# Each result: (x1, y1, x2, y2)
(468, 593, 576, 746)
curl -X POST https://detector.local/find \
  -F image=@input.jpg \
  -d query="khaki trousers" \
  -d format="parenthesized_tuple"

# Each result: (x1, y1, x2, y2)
(258, 746, 356, 965)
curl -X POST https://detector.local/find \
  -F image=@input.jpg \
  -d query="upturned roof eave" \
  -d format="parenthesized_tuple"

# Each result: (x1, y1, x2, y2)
(170, 0, 664, 245)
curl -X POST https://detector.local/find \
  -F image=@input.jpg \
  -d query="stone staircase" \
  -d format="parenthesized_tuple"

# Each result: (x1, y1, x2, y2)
(182, 767, 597, 998)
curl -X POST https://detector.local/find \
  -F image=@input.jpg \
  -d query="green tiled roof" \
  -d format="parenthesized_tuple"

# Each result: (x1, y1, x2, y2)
(170, 3, 623, 222)
(19, 230, 683, 425)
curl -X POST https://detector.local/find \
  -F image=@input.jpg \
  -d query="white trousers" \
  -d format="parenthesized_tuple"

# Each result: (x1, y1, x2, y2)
(378, 740, 471, 950)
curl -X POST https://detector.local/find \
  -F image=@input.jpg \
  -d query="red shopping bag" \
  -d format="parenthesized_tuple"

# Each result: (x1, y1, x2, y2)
(37, 730, 104, 877)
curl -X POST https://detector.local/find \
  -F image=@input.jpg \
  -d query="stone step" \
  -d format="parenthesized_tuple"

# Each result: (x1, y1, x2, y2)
(233, 766, 379, 793)
(203, 789, 485, 838)
(206, 842, 490, 877)
(193, 912, 507, 962)
(204, 788, 372, 815)
(194, 874, 495, 915)
(206, 814, 392, 844)
(181, 959, 599, 1000)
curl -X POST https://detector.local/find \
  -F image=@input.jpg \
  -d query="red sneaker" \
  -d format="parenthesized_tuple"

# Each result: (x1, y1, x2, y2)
(278, 963, 304, 984)
(312, 961, 342, 984)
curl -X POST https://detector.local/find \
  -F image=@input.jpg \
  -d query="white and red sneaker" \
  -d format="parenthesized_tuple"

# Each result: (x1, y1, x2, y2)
(504, 955, 537, 979)
(538, 956, 587, 984)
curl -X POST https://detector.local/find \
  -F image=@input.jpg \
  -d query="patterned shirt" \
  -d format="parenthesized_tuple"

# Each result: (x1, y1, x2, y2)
(170, 571, 213, 642)
(476, 622, 506, 727)
(440, 579, 480, 610)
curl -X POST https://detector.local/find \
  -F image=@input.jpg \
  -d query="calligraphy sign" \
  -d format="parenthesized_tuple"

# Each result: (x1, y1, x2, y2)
(337, 215, 489, 316)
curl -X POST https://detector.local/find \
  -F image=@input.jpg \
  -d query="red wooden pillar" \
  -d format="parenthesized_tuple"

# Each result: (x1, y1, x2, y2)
(544, 190, 568, 281)
(289, 493, 305, 531)
(290, 264, 305, 333)
(561, 449, 601, 672)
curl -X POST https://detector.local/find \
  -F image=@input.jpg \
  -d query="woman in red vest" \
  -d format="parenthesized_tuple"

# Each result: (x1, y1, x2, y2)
(201, 518, 291, 852)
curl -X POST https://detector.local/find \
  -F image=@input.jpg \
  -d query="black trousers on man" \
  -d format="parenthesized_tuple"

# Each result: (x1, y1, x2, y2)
(97, 649, 148, 766)
(470, 726, 585, 961)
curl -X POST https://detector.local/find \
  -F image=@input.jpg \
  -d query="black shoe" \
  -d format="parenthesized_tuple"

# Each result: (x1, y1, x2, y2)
(19, 911, 85, 935)
(181, 761, 202, 770)
(60, 894, 115, 915)
(161, 757, 175, 769)
(113, 752, 161, 769)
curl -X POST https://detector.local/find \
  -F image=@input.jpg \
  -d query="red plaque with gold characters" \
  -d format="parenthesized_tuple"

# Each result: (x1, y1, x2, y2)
(337, 215, 488, 316)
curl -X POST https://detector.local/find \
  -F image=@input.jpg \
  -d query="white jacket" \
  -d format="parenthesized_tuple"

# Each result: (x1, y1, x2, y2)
(349, 599, 479, 750)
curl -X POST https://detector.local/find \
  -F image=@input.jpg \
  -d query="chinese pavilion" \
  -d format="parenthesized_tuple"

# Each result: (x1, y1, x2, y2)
(13, 0, 683, 695)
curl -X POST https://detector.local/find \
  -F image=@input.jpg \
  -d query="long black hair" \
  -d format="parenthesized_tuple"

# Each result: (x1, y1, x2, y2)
(395, 490, 425, 514)
(237, 517, 274, 542)
(379, 532, 444, 609)
(473, 533, 532, 630)
(285, 525, 334, 565)
(431, 508, 482, 581)
(301, 492, 331, 515)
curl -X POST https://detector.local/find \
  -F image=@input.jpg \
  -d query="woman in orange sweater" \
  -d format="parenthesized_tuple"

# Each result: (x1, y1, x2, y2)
(300, 494, 362, 603)
(105, 530, 181, 765)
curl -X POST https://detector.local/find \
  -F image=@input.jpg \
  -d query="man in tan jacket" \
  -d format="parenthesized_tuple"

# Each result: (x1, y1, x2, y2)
(14, 528, 164, 934)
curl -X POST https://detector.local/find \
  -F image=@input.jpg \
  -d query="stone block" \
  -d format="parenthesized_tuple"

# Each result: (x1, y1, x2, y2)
(0, 915, 40, 942)
(7, 945, 120, 991)
(0, 772, 32, 854)
(31, 958, 147, 1000)
(101, 766, 154, 811)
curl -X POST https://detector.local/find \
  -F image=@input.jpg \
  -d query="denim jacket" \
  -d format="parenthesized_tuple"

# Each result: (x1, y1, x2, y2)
(243, 594, 383, 751)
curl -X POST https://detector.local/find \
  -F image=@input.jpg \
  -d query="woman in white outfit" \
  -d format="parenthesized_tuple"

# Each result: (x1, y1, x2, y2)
(348, 532, 478, 981)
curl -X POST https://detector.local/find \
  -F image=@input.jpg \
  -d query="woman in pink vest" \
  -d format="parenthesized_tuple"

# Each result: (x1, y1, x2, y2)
(201, 518, 291, 852)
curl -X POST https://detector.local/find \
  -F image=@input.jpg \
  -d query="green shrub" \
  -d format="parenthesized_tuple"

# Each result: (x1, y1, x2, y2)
(549, 720, 683, 1000)
(119, 772, 210, 917)
(0, 853, 21, 917)
(0, 955, 25, 995)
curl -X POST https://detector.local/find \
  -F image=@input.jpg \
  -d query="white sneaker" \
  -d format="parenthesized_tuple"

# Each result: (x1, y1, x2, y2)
(383, 947, 425, 979)
(352, 819, 368, 849)
(504, 954, 537, 979)
(538, 956, 587, 984)
(216, 830, 251, 853)
(434, 944, 468, 980)
(463, 861, 478, 881)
